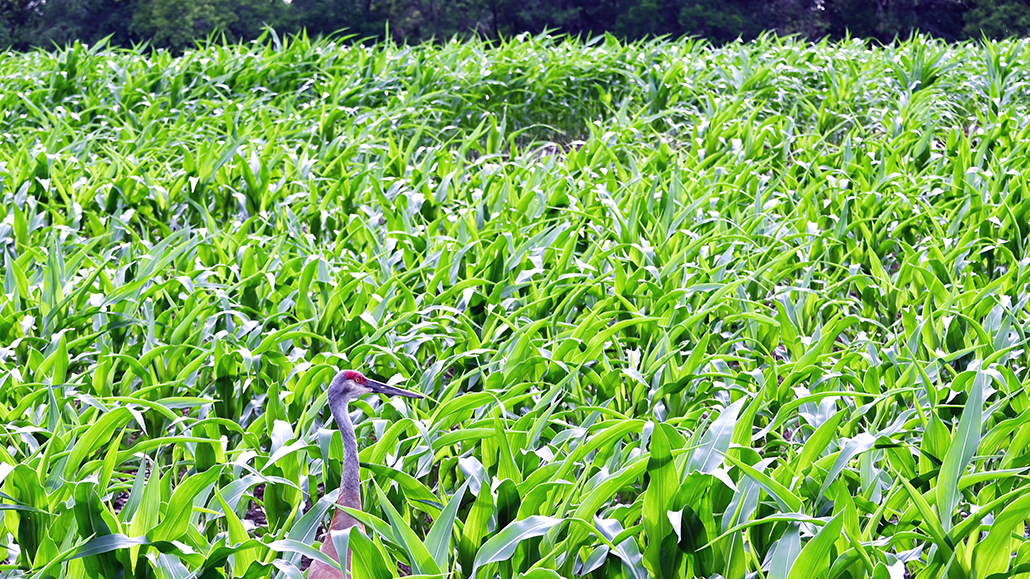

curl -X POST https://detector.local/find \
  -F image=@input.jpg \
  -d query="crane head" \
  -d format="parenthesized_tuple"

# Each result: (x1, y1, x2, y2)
(328, 369, 424, 402)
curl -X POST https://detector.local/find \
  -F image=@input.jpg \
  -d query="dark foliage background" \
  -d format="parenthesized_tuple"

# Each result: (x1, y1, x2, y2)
(0, 0, 1026, 52)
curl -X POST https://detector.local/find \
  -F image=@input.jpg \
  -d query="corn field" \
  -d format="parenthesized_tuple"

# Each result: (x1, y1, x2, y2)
(1, 31, 1030, 579)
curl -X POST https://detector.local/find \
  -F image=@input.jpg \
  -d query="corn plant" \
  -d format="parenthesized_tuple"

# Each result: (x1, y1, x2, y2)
(0, 31, 1029, 579)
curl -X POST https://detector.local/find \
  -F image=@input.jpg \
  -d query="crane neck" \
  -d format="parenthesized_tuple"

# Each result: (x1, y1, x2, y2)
(328, 392, 363, 511)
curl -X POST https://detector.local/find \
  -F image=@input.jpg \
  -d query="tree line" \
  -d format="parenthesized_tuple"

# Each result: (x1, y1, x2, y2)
(1, 0, 1028, 51)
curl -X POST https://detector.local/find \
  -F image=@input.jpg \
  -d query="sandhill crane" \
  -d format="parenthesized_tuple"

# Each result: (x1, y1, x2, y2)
(308, 370, 423, 579)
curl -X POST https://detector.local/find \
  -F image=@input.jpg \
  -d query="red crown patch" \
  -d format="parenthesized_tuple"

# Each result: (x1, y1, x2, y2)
(343, 370, 367, 384)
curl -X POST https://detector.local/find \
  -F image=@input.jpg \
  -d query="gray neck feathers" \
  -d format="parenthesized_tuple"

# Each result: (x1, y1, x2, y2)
(328, 383, 363, 510)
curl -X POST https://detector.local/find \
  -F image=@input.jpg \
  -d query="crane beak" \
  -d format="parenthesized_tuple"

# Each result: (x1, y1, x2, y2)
(367, 379, 423, 399)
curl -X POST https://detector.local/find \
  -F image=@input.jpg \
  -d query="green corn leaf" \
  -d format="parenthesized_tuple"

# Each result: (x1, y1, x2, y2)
(722, 454, 803, 513)
(149, 468, 221, 542)
(373, 479, 442, 576)
(937, 368, 985, 532)
(214, 490, 258, 578)
(426, 480, 470, 570)
(349, 527, 394, 579)
(472, 516, 563, 576)
(787, 513, 844, 579)
(643, 422, 679, 577)
(688, 397, 746, 474)
(971, 491, 1030, 579)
